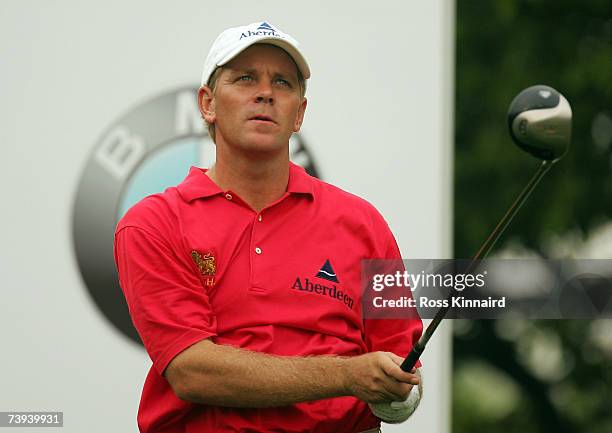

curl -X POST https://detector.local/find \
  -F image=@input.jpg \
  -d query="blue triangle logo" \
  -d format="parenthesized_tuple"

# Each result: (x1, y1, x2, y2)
(316, 259, 339, 283)
(257, 22, 275, 31)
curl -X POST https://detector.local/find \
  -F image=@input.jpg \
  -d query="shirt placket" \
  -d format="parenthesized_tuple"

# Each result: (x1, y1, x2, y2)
(247, 192, 291, 294)
(249, 209, 266, 293)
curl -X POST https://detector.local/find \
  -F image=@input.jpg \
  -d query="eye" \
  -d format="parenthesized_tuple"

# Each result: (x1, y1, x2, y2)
(274, 78, 291, 87)
(237, 75, 253, 82)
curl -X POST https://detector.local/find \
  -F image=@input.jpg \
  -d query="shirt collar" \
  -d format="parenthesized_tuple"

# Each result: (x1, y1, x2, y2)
(287, 161, 315, 196)
(177, 162, 314, 203)
(177, 167, 224, 202)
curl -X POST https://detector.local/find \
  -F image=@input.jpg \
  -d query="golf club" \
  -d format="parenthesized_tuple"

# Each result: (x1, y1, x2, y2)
(400, 85, 572, 372)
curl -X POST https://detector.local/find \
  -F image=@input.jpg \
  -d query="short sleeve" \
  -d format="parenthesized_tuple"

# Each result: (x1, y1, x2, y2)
(363, 217, 423, 368)
(114, 226, 217, 376)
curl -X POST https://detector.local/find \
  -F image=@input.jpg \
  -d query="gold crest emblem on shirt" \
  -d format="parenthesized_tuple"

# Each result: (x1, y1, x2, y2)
(191, 250, 216, 287)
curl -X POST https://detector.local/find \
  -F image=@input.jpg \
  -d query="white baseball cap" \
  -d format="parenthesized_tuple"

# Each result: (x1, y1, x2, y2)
(200, 21, 311, 87)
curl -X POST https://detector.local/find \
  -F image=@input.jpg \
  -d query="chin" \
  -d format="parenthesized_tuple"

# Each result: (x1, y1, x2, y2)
(241, 134, 289, 155)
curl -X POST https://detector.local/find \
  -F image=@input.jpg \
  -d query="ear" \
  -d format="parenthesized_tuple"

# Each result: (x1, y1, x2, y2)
(293, 97, 308, 132)
(198, 86, 216, 124)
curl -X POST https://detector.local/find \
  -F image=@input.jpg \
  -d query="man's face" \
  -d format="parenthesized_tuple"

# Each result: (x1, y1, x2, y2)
(200, 44, 307, 156)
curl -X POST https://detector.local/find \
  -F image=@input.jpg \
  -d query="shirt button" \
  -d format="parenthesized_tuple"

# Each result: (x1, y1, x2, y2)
(255, 247, 262, 254)
(257, 214, 263, 222)
(225, 193, 233, 200)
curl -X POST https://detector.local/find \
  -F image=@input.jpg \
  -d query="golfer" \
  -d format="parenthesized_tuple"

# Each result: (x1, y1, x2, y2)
(114, 21, 423, 433)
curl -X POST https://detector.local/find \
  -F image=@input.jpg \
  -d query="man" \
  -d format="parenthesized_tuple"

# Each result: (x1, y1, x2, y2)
(114, 21, 423, 433)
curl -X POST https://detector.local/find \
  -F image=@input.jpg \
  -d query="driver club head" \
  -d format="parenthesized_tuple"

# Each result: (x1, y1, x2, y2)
(507, 85, 572, 162)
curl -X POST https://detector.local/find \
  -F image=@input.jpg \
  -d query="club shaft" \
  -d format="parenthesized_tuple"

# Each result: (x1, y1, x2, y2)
(401, 160, 553, 371)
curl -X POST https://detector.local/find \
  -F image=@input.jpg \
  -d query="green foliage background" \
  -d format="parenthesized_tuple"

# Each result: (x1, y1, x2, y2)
(453, 1, 612, 432)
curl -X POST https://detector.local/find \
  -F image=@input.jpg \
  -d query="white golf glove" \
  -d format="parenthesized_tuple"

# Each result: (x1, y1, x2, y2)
(369, 383, 421, 423)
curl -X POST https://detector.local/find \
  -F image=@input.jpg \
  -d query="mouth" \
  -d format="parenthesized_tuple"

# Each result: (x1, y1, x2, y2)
(249, 114, 276, 124)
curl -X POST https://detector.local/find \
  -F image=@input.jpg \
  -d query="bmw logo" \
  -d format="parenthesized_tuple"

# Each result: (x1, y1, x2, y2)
(72, 87, 319, 345)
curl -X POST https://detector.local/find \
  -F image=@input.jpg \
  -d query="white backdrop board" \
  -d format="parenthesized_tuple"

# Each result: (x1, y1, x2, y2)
(0, 1, 453, 432)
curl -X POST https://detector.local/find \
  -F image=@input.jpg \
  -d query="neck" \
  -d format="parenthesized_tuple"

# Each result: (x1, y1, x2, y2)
(206, 148, 290, 213)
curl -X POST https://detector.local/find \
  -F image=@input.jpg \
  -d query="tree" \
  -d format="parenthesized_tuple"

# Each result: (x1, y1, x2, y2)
(454, 1, 612, 432)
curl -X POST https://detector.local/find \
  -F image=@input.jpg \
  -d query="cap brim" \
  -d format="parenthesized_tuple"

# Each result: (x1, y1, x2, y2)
(217, 36, 311, 80)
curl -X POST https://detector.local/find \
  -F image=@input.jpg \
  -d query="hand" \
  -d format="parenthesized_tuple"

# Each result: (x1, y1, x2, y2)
(342, 351, 419, 403)
(369, 384, 421, 423)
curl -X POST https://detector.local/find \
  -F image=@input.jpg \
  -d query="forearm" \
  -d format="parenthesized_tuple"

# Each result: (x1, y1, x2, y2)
(168, 339, 349, 407)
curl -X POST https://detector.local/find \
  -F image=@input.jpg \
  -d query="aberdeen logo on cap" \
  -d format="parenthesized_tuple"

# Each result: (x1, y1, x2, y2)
(240, 21, 282, 40)
(257, 22, 275, 32)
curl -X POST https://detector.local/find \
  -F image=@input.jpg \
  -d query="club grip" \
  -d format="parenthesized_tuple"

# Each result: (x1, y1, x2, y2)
(401, 344, 423, 372)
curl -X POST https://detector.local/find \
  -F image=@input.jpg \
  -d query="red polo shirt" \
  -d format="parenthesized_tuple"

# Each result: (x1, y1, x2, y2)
(114, 162, 422, 433)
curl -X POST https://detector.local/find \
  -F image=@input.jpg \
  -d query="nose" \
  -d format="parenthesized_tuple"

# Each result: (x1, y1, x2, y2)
(256, 95, 273, 104)
(255, 81, 274, 105)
